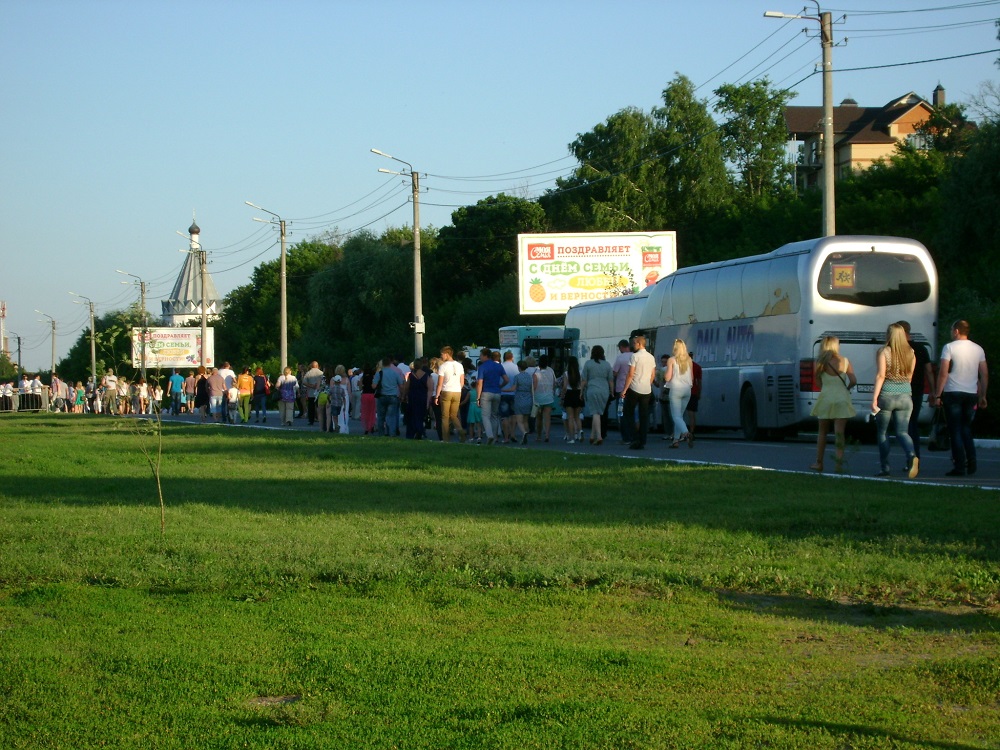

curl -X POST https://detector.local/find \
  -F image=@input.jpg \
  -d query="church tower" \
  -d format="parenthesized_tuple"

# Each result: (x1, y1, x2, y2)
(161, 217, 225, 326)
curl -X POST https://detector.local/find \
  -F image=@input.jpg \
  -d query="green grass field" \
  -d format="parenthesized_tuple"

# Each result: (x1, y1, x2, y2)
(1, 415, 998, 749)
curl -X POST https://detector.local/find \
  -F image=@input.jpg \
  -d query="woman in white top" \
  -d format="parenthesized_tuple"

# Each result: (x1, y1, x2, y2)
(664, 339, 694, 448)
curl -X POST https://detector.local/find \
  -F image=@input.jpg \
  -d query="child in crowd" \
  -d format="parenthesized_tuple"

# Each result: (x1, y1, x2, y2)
(328, 375, 345, 433)
(227, 383, 240, 424)
(464, 371, 482, 444)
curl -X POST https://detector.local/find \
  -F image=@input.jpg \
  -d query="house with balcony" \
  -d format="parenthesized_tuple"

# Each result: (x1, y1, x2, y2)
(784, 84, 946, 191)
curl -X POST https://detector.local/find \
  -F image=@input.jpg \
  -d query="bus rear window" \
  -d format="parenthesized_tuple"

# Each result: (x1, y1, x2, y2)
(818, 253, 930, 307)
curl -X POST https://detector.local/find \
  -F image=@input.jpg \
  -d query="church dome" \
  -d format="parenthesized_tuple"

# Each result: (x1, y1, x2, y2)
(189, 221, 201, 235)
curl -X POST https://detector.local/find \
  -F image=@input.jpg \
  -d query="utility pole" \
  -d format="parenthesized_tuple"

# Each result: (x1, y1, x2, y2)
(765, 2, 836, 236)
(371, 149, 425, 359)
(8, 330, 22, 377)
(35, 310, 56, 375)
(117, 271, 148, 379)
(0, 300, 6, 363)
(410, 170, 424, 359)
(199, 248, 208, 369)
(245, 202, 288, 372)
(819, 8, 835, 236)
(69, 292, 97, 393)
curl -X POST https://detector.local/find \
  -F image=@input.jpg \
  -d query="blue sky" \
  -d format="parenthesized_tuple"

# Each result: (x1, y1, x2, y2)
(2, 0, 998, 370)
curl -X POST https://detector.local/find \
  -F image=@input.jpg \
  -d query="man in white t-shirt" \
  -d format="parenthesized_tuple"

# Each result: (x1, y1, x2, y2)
(433, 346, 466, 443)
(931, 319, 988, 477)
(101, 369, 119, 415)
(217, 362, 236, 390)
(622, 334, 656, 450)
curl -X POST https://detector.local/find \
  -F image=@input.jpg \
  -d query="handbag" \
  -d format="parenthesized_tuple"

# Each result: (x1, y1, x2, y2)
(927, 406, 951, 451)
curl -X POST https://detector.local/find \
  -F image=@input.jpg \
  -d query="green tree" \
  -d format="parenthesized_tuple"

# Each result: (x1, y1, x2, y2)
(912, 101, 974, 155)
(301, 231, 414, 366)
(0, 351, 18, 380)
(542, 107, 663, 232)
(57, 306, 146, 385)
(935, 119, 1000, 298)
(714, 78, 796, 201)
(835, 146, 946, 245)
(650, 74, 732, 239)
(428, 194, 546, 302)
(214, 239, 342, 367)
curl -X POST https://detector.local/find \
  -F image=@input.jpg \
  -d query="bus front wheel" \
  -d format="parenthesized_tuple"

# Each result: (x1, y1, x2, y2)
(740, 387, 760, 441)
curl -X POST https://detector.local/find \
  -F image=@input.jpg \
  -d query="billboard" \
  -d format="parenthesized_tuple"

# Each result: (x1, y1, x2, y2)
(517, 232, 677, 315)
(131, 327, 214, 370)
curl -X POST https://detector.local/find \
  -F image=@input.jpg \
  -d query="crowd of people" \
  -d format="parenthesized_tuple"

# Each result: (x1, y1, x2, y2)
(3, 323, 987, 478)
(0, 340, 706, 451)
(810, 318, 988, 478)
(0, 371, 165, 415)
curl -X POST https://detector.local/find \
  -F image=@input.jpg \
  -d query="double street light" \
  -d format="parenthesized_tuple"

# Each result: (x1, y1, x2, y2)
(34, 309, 56, 375)
(371, 148, 425, 359)
(68, 291, 97, 392)
(245, 201, 288, 372)
(7, 330, 22, 376)
(765, 1, 835, 236)
(117, 269, 148, 379)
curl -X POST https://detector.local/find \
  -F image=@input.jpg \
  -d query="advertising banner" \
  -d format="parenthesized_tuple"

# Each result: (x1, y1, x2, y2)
(517, 232, 677, 315)
(131, 327, 214, 370)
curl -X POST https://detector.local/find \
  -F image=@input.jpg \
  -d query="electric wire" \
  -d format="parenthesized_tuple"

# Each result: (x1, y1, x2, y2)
(826, 1, 1000, 15)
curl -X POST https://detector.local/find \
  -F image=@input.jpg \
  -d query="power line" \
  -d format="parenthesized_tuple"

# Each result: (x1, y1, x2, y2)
(826, 0, 1000, 15)
(834, 47, 1000, 72)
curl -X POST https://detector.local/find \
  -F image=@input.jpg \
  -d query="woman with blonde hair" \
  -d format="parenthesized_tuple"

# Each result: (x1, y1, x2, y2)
(664, 339, 694, 448)
(809, 336, 856, 472)
(873, 323, 918, 478)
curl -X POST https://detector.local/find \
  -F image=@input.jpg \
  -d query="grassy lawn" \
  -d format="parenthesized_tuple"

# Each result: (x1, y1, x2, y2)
(1, 415, 998, 749)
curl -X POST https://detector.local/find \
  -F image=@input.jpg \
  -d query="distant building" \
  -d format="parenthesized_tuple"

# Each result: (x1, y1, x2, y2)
(784, 84, 946, 191)
(161, 219, 225, 326)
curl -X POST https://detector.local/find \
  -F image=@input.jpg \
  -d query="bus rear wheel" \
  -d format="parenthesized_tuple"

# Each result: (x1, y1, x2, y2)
(740, 387, 760, 441)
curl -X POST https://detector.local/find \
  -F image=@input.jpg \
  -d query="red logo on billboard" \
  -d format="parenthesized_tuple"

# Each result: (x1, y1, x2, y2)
(642, 251, 661, 267)
(527, 243, 554, 260)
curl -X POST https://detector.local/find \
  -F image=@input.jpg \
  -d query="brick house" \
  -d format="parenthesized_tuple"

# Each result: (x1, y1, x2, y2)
(784, 84, 946, 190)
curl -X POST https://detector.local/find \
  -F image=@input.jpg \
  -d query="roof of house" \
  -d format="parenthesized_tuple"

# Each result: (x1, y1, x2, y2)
(784, 92, 933, 145)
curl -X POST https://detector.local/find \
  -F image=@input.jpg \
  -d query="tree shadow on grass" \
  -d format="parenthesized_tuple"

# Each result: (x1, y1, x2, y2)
(754, 715, 986, 749)
(4, 417, 1000, 564)
(718, 590, 1000, 633)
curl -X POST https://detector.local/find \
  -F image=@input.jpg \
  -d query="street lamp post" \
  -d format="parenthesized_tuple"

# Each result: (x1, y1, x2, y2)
(34, 309, 56, 375)
(117, 270, 148, 379)
(69, 292, 97, 395)
(765, 2, 835, 236)
(245, 201, 288, 372)
(8, 330, 23, 377)
(371, 148, 425, 359)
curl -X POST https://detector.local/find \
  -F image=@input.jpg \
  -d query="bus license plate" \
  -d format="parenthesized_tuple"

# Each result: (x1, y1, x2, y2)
(856, 384, 874, 393)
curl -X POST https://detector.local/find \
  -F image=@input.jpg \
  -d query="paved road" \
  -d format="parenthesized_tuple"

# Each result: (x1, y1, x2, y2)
(160, 411, 999, 491)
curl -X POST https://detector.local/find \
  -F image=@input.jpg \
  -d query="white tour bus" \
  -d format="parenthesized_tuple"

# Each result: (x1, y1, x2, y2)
(571, 236, 938, 439)
(640, 235, 937, 438)
(565, 287, 653, 365)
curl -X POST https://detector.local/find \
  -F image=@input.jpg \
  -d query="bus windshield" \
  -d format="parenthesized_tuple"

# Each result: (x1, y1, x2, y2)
(818, 252, 931, 307)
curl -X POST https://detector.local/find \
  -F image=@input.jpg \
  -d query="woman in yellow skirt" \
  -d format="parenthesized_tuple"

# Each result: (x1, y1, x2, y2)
(810, 336, 857, 472)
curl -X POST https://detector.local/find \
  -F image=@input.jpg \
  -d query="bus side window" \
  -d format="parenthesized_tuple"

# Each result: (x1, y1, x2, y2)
(693, 268, 720, 323)
(742, 260, 772, 319)
(671, 274, 695, 324)
(717, 264, 744, 321)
